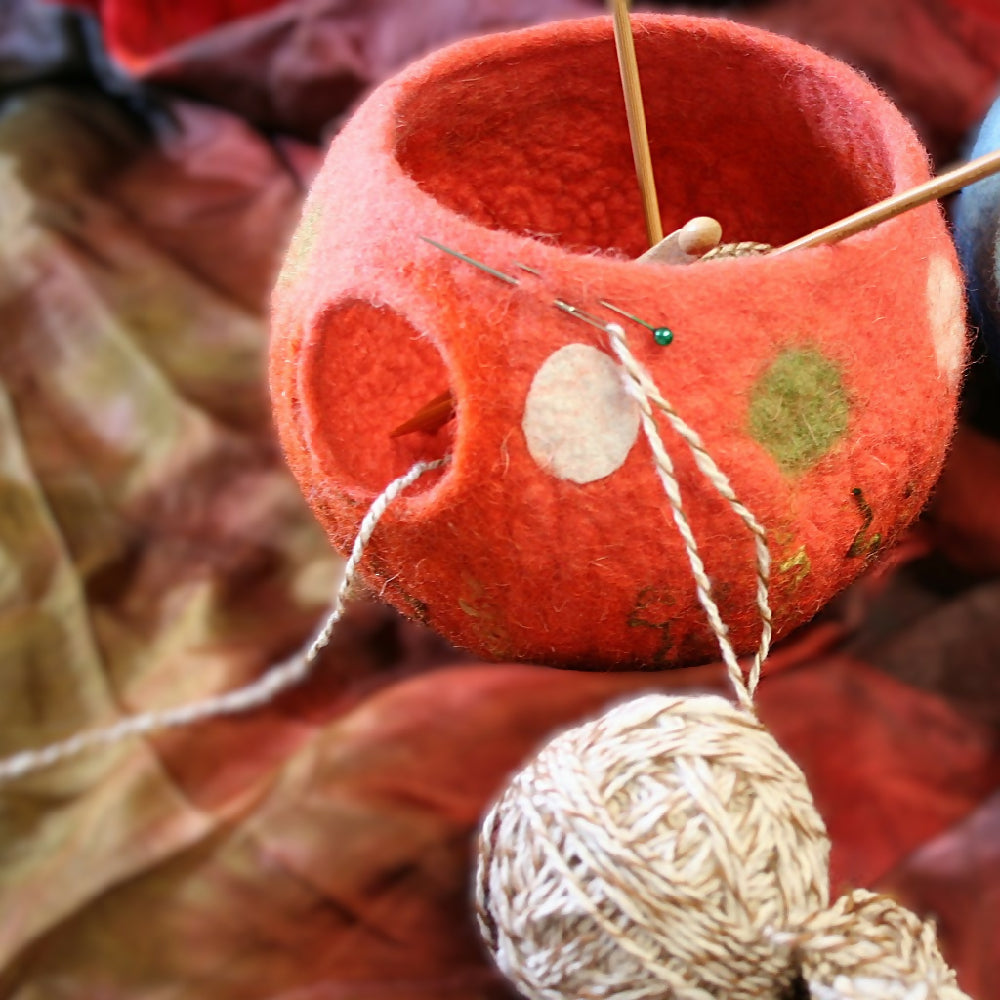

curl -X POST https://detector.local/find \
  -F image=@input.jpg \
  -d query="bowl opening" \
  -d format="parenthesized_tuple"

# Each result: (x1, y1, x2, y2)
(395, 22, 897, 257)
(302, 300, 455, 499)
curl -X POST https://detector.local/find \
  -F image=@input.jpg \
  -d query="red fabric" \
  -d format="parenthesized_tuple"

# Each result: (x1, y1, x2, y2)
(757, 657, 1000, 892)
(271, 14, 964, 670)
(746, 0, 1000, 162)
(55, 0, 284, 66)
(929, 424, 1000, 575)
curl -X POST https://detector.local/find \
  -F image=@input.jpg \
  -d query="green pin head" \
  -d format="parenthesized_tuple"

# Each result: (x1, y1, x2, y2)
(600, 301, 675, 346)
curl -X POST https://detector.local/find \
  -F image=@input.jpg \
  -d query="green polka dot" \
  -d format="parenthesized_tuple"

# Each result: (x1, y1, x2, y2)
(748, 347, 848, 474)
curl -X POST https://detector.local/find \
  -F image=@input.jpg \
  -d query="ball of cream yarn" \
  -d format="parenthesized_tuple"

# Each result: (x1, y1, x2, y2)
(476, 693, 831, 1000)
(794, 890, 972, 1000)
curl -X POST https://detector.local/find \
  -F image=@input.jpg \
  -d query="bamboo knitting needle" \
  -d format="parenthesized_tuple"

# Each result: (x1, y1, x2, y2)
(390, 390, 455, 438)
(610, 0, 663, 247)
(772, 147, 1000, 255)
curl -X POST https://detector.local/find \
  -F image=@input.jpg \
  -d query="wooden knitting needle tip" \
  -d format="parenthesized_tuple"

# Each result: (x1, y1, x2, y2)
(390, 389, 455, 437)
(772, 147, 1000, 255)
(639, 216, 723, 264)
(677, 216, 724, 255)
(609, 0, 663, 247)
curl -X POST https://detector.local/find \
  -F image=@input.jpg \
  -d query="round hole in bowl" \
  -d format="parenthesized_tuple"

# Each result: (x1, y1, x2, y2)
(300, 299, 455, 498)
(395, 20, 897, 257)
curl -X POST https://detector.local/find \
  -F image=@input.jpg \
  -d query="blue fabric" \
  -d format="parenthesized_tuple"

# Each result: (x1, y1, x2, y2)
(953, 92, 1000, 372)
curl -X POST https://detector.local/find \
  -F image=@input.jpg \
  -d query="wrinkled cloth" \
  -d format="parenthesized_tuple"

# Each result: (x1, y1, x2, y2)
(3, 0, 1000, 997)
(55, 0, 285, 65)
(51, 0, 604, 137)
(39, 0, 1000, 154)
(746, 0, 1000, 161)
(0, 86, 340, 977)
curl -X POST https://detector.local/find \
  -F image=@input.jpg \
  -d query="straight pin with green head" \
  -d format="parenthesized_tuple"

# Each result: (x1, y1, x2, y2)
(517, 262, 661, 338)
(420, 236, 521, 285)
(400, 237, 627, 438)
(423, 239, 674, 346)
(552, 299, 615, 333)
(599, 300, 674, 345)
(423, 238, 616, 334)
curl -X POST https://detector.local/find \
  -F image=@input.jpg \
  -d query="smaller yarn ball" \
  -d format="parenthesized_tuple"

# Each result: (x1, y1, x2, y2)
(476, 693, 831, 1000)
(795, 890, 971, 1000)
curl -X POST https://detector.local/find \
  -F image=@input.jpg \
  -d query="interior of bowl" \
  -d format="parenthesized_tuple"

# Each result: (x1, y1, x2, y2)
(304, 299, 455, 496)
(395, 19, 898, 257)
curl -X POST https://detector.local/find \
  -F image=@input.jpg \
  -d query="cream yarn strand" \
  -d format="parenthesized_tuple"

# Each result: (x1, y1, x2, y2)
(0, 457, 447, 783)
(605, 322, 772, 707)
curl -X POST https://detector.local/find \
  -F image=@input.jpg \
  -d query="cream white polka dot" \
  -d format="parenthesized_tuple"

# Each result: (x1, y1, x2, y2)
(926, 255, 967, 386)
(522, 343, 640, 484)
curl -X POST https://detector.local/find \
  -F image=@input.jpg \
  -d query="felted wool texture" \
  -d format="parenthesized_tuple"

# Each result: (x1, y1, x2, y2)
(271, 14, 966, 670)
(953, 95, 1000, 374)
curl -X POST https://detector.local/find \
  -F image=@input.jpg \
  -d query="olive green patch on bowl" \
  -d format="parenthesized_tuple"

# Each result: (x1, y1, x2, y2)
(748, 348, 849, 474)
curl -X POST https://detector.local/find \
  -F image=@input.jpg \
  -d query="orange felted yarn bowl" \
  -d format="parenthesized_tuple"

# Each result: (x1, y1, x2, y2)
(271, 14, 966, 669)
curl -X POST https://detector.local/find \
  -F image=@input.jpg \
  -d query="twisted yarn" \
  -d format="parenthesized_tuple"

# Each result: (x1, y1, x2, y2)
(791, 890, 972, 1000)
(606, 323, 772, 705)
(700, 241, 773, 260)
(0, 457, 447, 783)
(477, 694, 973, 1000)
(477, 693, 830, 1000)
